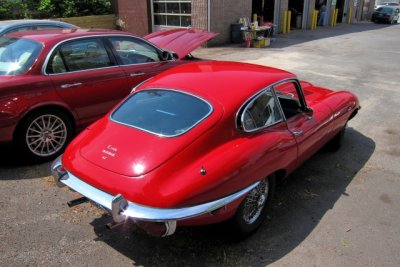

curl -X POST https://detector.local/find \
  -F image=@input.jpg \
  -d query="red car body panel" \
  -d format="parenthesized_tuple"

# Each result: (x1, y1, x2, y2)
(144, 29, 219, 59)
(0, 29, 214, 148)
(60, 61, 360, 223)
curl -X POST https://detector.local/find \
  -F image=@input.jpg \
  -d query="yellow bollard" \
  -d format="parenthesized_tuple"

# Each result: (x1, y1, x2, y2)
(330, 8, 335, 26)
(283, 11, 287, 34)
(347, 8, 352, 24)
(313, 10, 319, 29)
(334, 9, 338, 26)
(287, 10, 291, 33)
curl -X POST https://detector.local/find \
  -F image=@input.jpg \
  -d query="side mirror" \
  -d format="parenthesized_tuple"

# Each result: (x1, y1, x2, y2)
(162, 50, 179, 61)
(305, 107, 313, 119)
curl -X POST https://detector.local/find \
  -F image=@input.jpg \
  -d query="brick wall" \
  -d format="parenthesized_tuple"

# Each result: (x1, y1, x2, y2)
(210, 0, 251, 45)
(115, 0, 149, 36)
(192, 0, 208, 30)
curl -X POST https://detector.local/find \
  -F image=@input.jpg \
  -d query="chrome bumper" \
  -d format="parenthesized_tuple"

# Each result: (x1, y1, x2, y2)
(51, 155, 259, 235)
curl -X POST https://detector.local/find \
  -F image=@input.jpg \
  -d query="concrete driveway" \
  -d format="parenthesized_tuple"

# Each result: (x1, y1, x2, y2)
(1, 22, 399, 266)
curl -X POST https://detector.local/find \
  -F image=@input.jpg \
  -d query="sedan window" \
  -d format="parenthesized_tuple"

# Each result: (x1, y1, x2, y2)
(240, 88, 283, 131)
(7, 26, 33, 34)
(108, 37, 161, 65)
(47, 38, 112, 74)
(0, 37, 42, 75)
(111, 89, 212, 137)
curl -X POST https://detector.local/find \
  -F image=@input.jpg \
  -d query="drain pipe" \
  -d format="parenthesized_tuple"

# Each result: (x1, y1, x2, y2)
(208, 0, 211, 31)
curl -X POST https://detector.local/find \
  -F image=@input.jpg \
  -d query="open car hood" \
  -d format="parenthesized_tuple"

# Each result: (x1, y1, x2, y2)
(144, 29, 219, 59)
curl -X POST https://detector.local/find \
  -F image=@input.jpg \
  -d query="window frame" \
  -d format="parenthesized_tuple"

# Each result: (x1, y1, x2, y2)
(152, 0, 192, 29)
(237, 86, 284, 133)
(236, 78, 309, 133)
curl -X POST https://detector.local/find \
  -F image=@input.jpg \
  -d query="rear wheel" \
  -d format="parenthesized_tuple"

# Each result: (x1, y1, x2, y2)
(229, 175, 276, 239)
(15, 109, 73, 162)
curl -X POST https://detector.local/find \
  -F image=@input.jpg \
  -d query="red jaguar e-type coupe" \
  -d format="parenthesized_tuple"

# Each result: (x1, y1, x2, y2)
(52, 61, 360, 238)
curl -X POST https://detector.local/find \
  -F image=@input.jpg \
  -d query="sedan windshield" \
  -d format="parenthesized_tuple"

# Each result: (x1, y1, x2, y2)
(377, 7, 394, 13)
(0, 37, 42, 75)
(111, 89, 213, 137)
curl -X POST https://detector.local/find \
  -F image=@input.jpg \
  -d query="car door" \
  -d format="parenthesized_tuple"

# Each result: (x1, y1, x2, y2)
(274, 80, 332, 167)
(238, 87, 298, 176)
(106, 36, 176, 88)
(46, 37, 129, 128)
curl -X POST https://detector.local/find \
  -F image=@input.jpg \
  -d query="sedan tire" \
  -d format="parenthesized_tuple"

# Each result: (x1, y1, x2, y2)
(229, 175, 276, 239)
(15, 109, 73, 162)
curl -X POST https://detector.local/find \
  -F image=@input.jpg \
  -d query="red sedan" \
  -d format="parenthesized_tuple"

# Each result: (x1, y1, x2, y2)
(0, 28, 217, 161)
(52, 61, 360, 238)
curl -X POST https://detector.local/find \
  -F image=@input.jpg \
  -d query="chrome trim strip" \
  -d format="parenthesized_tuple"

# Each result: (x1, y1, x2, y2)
(58, 169, 259, 221)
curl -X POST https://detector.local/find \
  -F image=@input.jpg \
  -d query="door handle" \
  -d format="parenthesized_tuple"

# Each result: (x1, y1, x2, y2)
(292, 129, 303, 137)
(60, 82, 82, 89)
(129, 72, 145, 77)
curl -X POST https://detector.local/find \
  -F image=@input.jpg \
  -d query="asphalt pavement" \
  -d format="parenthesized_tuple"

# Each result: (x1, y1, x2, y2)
(1, 22, 399, 266)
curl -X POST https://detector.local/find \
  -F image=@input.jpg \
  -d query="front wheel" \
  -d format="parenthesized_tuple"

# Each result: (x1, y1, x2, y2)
(15, 109, 73, 162)
(327, 123, 347, 151)
(229, 175, 276, 239)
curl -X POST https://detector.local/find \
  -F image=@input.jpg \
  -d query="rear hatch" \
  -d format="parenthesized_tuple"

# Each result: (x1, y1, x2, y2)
(79, 89, 222, 177)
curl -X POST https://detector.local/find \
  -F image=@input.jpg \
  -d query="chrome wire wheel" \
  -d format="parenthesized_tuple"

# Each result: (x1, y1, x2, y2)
(242, 179, 269, 224)
(25, 114, 68, 157)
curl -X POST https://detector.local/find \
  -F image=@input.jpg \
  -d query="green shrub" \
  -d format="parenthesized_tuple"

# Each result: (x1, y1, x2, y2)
(0, 0, 113, 20)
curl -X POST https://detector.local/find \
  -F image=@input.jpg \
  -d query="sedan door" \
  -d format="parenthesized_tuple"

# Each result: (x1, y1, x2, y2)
(106, 36, 177, 89)
(46, 37, 129, 128)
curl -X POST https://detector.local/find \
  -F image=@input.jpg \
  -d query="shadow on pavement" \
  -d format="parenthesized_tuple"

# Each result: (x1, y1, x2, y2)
(0, 144, 52, 180)
(89, 127, 375, 265)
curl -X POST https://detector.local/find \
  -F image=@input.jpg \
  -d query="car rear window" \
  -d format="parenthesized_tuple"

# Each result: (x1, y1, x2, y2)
(111, 89, 213, 137)
(0, 37, 42, 75)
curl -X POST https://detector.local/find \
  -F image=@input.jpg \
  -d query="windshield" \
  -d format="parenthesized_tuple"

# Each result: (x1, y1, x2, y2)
(111, 89, 213, 137)
(0, 37, 42, 75)
(377, 7, 394, 13)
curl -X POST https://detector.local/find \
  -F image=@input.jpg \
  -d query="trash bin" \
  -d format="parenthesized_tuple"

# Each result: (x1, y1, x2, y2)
(231, 23, 243, 44)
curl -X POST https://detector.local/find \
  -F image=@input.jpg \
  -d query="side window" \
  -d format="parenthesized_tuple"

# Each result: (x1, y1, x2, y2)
(274, 81, 302, 120)
(240, 87, 283, 131)
(8, 26, 33, 34)
(47, 38, 112, 74)
(47, 50, 67, 74)
(35, 25, 63, 30)
(108, 37, 161, 65)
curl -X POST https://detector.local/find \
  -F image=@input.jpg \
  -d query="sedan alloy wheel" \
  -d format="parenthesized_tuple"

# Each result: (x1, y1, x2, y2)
(16, 109, 72, 161)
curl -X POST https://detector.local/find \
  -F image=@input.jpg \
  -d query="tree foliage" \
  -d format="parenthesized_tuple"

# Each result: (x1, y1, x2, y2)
(0, 0, 113, 20)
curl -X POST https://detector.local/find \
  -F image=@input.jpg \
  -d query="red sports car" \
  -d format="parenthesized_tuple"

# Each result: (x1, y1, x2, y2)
(0, 28, 217, 161)
(52, 61, 360, 238)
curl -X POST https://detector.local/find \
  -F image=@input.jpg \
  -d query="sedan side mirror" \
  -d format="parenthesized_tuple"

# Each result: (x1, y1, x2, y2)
(162, 50, 179, 61)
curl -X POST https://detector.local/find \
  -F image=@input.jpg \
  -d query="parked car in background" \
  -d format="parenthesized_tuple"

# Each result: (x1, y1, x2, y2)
(0, 19, 79, 37)
(0, 28, 217, 161)
(52, 61, 360, 238)
(374, 2, 400, 12)
(371, 6, 399, 24)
